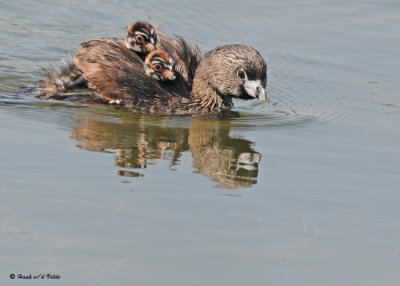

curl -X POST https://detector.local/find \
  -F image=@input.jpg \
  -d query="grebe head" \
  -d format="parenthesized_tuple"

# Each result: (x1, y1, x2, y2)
(144, 50, 176, 81)
(126, 21, 157, 53)
(197, 44, 267, 101)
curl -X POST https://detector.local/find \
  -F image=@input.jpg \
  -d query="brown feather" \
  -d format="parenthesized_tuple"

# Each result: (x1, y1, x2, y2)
(35, 32, 266, 118)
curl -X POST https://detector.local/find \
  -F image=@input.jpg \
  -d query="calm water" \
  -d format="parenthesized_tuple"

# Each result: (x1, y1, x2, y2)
(1, 0, 400, 285)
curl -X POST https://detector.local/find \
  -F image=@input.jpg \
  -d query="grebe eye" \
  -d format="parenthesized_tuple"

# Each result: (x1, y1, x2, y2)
(237, 68, 247, 80)
(135, 35, 145, 43)
(153, 63, 163, 72)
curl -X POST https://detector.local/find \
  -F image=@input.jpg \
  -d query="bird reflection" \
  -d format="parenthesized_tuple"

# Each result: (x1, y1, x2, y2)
(70, 111, 261, 188)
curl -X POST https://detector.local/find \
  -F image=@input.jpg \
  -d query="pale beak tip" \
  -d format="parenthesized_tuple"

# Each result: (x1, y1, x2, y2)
(258, 89, 267, 102)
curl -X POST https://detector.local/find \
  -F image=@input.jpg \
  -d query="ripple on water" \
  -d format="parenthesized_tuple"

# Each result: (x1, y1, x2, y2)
(236, 68, 396, 127)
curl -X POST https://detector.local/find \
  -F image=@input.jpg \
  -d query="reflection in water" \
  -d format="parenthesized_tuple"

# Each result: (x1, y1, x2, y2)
(70, 111, 261, 188)
(188, 120, 260, 188)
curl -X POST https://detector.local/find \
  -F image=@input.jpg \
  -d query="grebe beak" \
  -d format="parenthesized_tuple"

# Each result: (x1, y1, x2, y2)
(163, 69, 176, 81)
(142, 42, 156, 52)
(243, 79, 267, 101)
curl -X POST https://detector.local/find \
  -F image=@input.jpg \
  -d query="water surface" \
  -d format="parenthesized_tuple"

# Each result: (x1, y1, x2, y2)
(1, 0, 400, 285)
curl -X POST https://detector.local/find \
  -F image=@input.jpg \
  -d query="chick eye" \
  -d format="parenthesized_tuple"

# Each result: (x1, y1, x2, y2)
(237, 68, 247, 80)
(135, 35, 145, 43)
(153, 63, 163, 72)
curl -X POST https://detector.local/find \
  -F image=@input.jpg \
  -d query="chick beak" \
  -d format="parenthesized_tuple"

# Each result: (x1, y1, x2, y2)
(243, 79, 267, 101)
(142, 42, 156, 52)
(162, 69, 176, 81)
